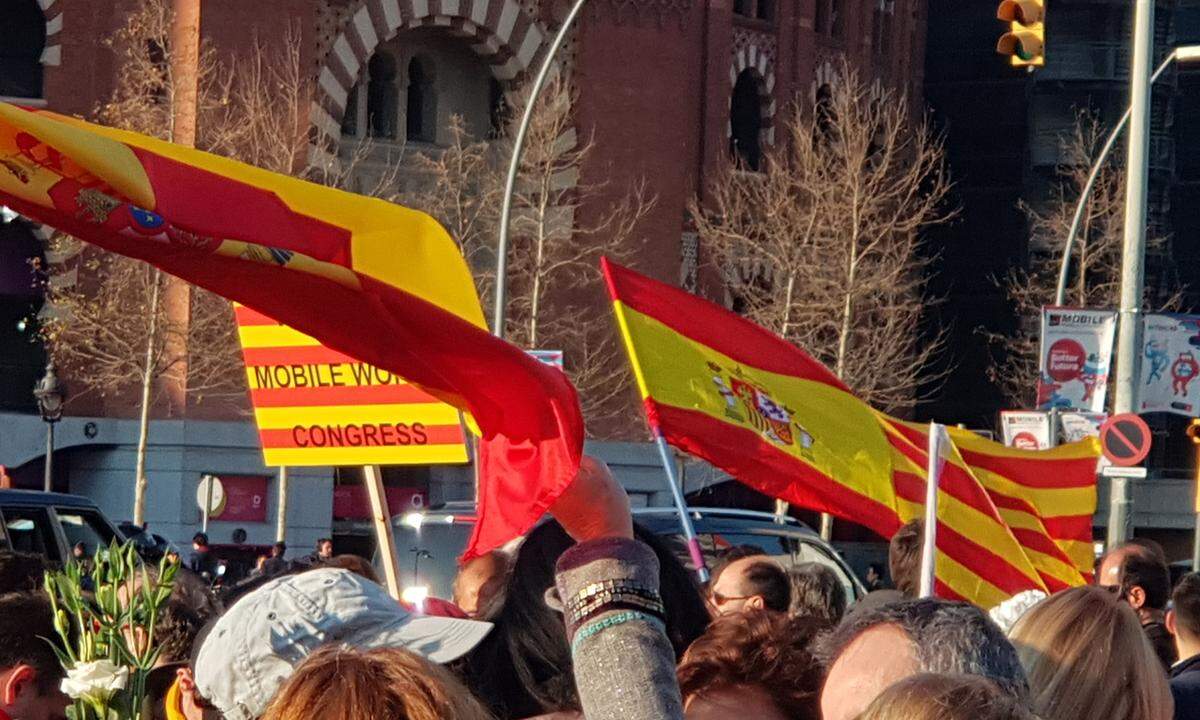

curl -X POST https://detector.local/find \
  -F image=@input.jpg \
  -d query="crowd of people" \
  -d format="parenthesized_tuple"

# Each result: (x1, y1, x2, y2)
(2, 456, 1199, 720)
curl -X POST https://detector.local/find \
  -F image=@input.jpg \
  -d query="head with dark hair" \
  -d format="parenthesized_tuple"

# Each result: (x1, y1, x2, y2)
(459, 520, 708, 719)
(0, 550, 48, 594)
(1174, 573, 1200, 636)
(192, 532, 209, 548)
(1097, 541, 1170, 611)
(788, 562, 847, 625)
(1170, 573, 1200, 651)
(316, 538, 334, 559)
(856, 673, 1037, 720)
(709, 555, 790, 616)
(677, 612, 823, 720)
(271, 542, 287, 558)
(0, 591, 69, 720)
(889, 520, 923, 598)
(710, 545, 767, 585)
(819, 598, 1028, 720)
(154, 568, 223, 665)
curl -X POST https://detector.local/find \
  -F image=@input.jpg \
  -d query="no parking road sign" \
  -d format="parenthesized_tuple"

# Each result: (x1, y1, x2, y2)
(1099, 414, 1152, 467)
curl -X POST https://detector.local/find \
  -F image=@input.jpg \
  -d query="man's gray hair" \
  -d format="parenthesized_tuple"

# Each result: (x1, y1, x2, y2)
(820, 598, 1029, 698)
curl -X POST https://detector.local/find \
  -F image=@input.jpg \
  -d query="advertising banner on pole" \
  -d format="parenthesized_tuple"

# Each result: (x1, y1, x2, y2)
(1000, 411, 1053, 450)
(1060, 412, 1108, 444)
(1036, 307, 1118, 413)
(236, 306, 469, 467)
(1139, 313, 1200, 416)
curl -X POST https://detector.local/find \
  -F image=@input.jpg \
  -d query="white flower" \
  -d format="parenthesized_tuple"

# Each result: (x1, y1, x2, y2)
(989, 589, 1047, 635)
(60, 659, 129, 703)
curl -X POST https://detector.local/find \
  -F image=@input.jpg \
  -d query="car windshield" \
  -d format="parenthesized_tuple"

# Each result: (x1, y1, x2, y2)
(388, 518, 476, 600)
(384, 512, 862, 603)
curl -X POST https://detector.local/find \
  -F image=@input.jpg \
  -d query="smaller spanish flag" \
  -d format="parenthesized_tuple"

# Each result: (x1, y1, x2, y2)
(603, 258, 1098, 606)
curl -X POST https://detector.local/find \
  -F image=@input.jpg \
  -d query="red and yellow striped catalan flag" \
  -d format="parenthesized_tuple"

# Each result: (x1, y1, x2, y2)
(603, 259, 1098, 606)
(0, 103, 583, 560)
(235, 305, 469, 467)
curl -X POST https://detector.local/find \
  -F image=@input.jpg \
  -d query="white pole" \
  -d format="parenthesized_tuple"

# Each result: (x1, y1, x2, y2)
(275, 467, 289, 542)
(653, 433, 709, 583)
(919, 423, 945, 598)
(202, 475, 213, 533)
(1109, 0, 1155, 547)
(492, 0, 589, 338)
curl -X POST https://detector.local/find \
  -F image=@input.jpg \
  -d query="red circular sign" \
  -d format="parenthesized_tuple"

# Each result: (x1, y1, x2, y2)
(1046, 339, 1087, 382)
(1012, 432, 1041, 451)
(1099, 414, 1152, 467)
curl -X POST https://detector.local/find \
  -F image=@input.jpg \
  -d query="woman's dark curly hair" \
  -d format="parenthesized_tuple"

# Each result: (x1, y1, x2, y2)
(677, 611, 824, 720)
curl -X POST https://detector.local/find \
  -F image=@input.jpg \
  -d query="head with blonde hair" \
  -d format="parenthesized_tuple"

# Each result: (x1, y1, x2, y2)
(261, 645, 493, 720)
(854, 673, 1036, 720)
(1009, 585, 1173, 720)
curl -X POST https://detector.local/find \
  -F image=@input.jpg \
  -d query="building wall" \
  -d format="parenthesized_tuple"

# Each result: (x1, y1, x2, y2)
(0, 0, 927, 544)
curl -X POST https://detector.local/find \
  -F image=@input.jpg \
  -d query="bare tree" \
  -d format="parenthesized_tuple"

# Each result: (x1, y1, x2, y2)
(694, 62, 954, 413)
(39, 0, 314, 522)
(985, 112, 1179, 407)
(408, 75, 655, 432)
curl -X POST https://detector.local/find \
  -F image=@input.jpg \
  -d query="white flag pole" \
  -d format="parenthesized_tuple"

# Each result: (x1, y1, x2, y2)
(919, 423, 946, 598)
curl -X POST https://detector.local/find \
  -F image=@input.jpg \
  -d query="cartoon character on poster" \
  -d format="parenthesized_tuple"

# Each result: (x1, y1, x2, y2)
(1146, 339, 1170, 384)
(1172, 351, 1200, 397)
(1079, 354, 1106, 405)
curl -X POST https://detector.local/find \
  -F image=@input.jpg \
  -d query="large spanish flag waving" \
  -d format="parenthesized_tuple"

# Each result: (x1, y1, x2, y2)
(0, 102, 583, 559)
(603, 259, 1098, 606)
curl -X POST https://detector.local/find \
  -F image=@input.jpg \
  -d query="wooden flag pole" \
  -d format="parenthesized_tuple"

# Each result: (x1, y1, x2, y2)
(364, 465, 403, 600)
(919, 423, 946, 598)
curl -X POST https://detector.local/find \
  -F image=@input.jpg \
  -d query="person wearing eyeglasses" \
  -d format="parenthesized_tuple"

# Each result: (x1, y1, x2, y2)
(706, 550, 790, 617)
(1096, 540, 1176, 670)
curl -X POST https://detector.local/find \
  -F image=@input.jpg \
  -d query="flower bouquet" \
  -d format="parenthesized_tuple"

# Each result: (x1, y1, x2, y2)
(44, 540, 178, 720)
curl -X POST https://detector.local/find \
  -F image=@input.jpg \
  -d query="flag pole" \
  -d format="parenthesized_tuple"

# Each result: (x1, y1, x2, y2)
(364, 465, 403, 600)
(919, 423, 945, 598)
(653, 431, 709, 584)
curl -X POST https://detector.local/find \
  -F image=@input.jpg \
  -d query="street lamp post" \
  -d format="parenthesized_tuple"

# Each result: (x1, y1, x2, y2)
(1109, 0, 1155, 547)
(34, 362, 65, 493)
(492, 0, 589, 339)
(1053, 45, 1200, 306)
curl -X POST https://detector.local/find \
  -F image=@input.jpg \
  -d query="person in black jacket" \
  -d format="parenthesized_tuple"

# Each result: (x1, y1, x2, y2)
(1097, 540, 1177, 670)
(186, 532, 219, 581)
(1168, 572, 1200, 720)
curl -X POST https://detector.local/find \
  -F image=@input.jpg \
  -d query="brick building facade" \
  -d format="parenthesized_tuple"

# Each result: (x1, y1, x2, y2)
(0, 0, 929, 548)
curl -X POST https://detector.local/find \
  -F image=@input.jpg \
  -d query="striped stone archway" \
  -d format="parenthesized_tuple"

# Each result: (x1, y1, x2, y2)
(729, 43, 776, 148)
(308, 0, 548, 167)
(38, 0, 63, 69)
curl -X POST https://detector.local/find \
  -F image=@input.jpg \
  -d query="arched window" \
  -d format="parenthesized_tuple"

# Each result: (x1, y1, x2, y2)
(815, 83, 835, 141)
(488, 77, 506, 139)
(367, 52, 398, 139)
(0, 0, 47, 99)
(0, 217, 47, 411)
(341, 83, 359, 137)
(730, 70, 763, 171)
(406, 56, 437, 143)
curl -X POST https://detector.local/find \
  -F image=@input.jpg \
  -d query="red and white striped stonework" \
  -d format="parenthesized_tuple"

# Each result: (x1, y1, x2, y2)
(308, 0, 547, 167)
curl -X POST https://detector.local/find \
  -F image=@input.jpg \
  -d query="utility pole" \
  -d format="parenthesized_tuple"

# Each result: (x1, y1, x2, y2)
(1109, 0, 1155, 547)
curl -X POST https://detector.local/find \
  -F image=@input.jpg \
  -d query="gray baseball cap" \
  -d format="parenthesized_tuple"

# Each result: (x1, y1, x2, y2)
(193, 567, 492, 720)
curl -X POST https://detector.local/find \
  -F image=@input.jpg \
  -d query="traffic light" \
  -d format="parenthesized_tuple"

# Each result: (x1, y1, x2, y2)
(996, 0, 1045, 68)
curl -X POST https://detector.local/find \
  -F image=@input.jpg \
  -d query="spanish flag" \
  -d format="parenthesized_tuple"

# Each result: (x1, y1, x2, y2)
(603, 258, 1098, 606)
(0, 103, 583, 559)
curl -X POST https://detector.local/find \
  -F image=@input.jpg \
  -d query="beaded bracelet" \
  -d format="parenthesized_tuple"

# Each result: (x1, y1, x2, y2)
(570, 610, 667, 655)
(568, 592, 666, 628)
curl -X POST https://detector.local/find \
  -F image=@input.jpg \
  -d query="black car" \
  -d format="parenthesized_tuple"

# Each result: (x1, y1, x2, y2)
(382, 504, 866, 603)
(0, 489, 125, 564)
